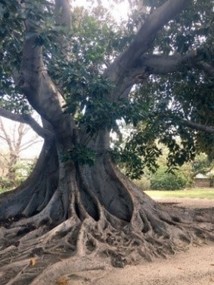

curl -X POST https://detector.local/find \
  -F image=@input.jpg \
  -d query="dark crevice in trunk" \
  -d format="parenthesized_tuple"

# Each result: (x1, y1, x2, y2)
(79, 155, 133, 222)
(78, 178, 100, 221)
(74, 201, 83, 221)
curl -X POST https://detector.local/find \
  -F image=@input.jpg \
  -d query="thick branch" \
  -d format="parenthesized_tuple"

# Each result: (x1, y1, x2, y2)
(19, 3, 75, 146)
(55, 0, 71, 28)
(111, 0, 188, 74)
(106, 0, 188, 99)
(134, 52, 197, 77)
(19, 31, 64, 125)
(182, 119, 214, 134)
(0, 108, 52, 139)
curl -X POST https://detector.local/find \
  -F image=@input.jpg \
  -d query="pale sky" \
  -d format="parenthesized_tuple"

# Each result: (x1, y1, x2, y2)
(73, 0, 130, 21)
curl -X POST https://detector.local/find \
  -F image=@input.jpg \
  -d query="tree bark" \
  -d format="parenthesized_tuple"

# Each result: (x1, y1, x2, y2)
(0, 127, 213, 285)
(0, 1, 213, 284)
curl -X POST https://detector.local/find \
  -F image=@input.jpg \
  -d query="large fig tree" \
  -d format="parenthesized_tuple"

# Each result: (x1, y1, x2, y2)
(0, 0, 213, 284)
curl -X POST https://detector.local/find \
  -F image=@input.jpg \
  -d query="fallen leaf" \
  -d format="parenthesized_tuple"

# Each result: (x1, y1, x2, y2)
(30, 258, 37, 266)
(56, 276, 69, 285)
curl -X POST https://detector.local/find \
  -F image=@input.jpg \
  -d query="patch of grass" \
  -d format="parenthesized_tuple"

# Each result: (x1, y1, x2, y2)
(145, 188, 214, 200)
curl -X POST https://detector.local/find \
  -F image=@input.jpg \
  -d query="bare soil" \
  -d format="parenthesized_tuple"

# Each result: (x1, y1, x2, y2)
(94, 243, 214, 285)
(157, 197, 214, 209)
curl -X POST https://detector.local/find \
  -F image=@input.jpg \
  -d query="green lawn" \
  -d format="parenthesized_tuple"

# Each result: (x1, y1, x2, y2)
(145, 188, 214, 200)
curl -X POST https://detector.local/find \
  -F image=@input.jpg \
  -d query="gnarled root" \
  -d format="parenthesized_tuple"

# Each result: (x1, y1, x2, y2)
(0, 197, 213, 285)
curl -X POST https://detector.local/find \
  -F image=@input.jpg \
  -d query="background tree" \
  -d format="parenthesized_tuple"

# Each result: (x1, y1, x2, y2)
(0, 0, 213, 284)
(0, 117, 41, 187)
(133, 143, 192, 190)
(191, 153, 214, 177)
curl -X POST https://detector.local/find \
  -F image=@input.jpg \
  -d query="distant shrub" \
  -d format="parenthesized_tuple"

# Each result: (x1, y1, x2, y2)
(150, 169, 187, 190)
(0, 177, 14, 190)
(134, 176, 151, 190)
(0, 160, 35, 192)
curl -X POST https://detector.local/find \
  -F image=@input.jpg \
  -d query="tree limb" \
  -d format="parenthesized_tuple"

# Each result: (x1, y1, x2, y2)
(106, 0, 188, 99)
(113, 0, 188, 72)
(18, 1, 75, 143)
(0, 108, 52, 139)
(55, 0, 71, 28)
(182, 119, 214, 134)
(132, 51, 197, 77)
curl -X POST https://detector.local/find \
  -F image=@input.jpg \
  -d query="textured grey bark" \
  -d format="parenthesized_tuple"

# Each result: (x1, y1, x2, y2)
(0, 1, 213, 284)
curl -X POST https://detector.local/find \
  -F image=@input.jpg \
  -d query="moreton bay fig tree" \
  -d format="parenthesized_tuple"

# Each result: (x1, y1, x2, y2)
(0, 0, 214, 284)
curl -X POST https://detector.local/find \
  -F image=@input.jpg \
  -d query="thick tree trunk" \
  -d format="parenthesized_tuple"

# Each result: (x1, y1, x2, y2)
(0, 1, 213, 283)
(0, 140, 59, 221)
(0, 127, 213, 285)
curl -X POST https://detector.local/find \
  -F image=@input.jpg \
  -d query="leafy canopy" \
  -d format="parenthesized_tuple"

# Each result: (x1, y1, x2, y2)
(0, 0, 214, 177)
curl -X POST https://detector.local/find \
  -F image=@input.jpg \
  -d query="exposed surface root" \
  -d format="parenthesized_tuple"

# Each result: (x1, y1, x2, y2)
(0, 200, 213, 285)
(0, 155, 213, 285)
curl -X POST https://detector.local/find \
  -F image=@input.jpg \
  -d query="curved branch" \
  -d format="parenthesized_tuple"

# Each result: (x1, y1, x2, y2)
(0, 107, 52, 139)
(135, 51, 197, 76)
(18, 1, 76, 147)
(106, 0, 188, 100)
(109, 0, 187, 75)
(19, 32, 64, 125)
(182, 119, 214, 134)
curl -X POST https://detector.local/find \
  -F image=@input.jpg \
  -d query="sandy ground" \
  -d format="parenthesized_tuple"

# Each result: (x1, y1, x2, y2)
(94, 244, 214, 285)
(156, 197, 214, 209)
(94, 198, 214, 285)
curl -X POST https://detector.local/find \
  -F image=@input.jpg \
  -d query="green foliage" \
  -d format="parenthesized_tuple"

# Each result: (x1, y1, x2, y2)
(0, 159, 34, 190)
(150, 167, 187, 190)
(118, 0, 214, 172)
(45, 5, 135, 134)
(0, 0, 36, 114)
(111, 147, 145, 179)
(61, 145, 96, 166)
(15, 160, 35, 180)
(0, 177, 13, 190)
(1, 0, 214, 180)
(192, 153, 214, 177)
(154, 0, 214, 55)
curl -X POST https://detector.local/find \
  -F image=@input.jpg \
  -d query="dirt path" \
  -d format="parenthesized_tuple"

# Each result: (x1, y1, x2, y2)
(94, 199, 214, 285)
(94, 244, 214, 285)
(156, 197, 214, 209)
